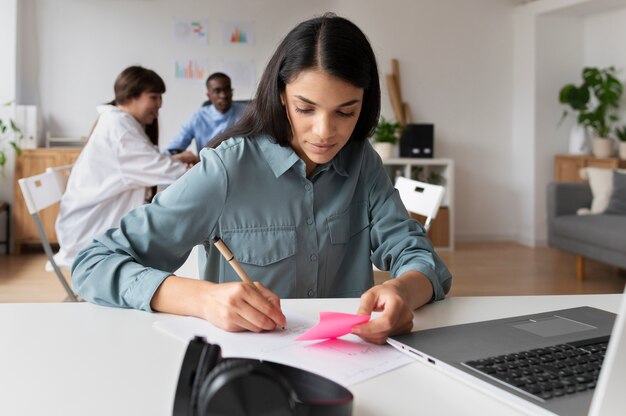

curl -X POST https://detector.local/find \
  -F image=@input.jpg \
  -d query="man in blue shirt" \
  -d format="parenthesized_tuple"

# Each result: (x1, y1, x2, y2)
(165, 72, 247, 154)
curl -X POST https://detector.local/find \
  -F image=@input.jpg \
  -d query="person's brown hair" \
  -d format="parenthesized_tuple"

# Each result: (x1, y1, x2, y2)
(108, 66, 166, 145)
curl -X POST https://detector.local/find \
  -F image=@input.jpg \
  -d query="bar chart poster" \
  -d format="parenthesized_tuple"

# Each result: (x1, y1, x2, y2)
(174, 59, 209, 82)
(173, 19, 209, 44)
(222, 21, 255, 45)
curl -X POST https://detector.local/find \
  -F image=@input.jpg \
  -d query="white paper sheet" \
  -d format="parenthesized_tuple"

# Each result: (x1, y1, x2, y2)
(154, 309, 412, 386)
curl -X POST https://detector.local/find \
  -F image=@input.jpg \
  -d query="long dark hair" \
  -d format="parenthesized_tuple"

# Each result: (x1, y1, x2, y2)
(210, 13, 380, 148)
(107, 66, 166, 146)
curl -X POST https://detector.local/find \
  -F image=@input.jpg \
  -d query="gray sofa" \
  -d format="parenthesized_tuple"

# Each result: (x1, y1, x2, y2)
(547, 182, 626, 280)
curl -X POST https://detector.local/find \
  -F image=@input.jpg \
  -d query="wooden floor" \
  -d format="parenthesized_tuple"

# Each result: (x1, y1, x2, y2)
(1, 242, 624, 303)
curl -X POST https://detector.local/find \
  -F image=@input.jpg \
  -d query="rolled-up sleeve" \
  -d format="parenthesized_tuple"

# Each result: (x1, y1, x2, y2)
(71, 148, 227, 311)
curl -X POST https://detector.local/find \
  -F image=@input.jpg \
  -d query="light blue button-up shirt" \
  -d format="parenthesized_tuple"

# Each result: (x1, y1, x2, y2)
(165, 103, 247, 154)
(72, 135, 452, 311)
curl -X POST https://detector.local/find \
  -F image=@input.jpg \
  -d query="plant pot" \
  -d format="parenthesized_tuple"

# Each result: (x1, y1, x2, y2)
(619, 141, 626, 160)
(567, 125, 589, 154)
(591, 137, 614, 158)
(372, 142, 394, 160)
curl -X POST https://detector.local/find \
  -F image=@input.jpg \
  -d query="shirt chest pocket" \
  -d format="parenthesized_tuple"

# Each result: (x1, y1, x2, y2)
(222, 226, 297, 265)
(327, 201, 370, 245)
(219, 226, 297, 295)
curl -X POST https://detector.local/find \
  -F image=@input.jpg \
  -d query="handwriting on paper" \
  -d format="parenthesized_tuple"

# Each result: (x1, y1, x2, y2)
(153, 309, 411, 386)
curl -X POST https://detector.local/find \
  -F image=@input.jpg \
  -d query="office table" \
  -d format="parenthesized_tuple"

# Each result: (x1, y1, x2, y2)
(0, 294, 621, 415)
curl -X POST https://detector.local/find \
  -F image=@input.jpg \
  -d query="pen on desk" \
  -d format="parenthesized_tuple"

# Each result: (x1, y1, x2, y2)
(212, 236, 285, 329)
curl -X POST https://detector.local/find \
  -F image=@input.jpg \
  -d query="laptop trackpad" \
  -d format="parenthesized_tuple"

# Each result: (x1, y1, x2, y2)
(512, 315, 596, 338)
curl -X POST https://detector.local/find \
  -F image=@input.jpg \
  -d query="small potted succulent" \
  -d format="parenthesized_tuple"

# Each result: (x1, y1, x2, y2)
(372, 116, 402, 160)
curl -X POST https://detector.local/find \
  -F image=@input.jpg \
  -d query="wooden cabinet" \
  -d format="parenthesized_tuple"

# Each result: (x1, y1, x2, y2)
(554, 154, 626, 182)
(12, 148, 82, 254)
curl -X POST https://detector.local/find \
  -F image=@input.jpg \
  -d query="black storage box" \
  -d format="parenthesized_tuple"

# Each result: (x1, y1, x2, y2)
(400, 123, 434, 158)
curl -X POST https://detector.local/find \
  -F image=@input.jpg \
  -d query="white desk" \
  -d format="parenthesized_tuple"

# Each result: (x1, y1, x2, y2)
(0, 295, 621, 416)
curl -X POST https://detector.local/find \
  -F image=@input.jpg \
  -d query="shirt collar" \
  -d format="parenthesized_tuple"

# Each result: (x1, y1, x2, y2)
(207, 104, 231, 119)
(257, 135, 301, 178)
(330, 144, 350, 177)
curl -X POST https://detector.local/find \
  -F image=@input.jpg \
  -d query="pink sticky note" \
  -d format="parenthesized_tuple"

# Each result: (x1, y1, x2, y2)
(295, 312, 370, 341)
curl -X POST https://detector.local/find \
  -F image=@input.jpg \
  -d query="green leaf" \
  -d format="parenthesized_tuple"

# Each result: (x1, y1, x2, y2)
(9, 119, 22, 133)
(374, 116, 401, 144)
(566, 86, 589, 110)
(0, 151, 5, 167)
(582, 67, 600, 86)
(559, 84, 575, 103)
(9, 141, 21, 156)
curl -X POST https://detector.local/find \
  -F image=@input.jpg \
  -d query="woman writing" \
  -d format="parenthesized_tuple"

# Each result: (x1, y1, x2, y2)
(55, 66, 197, 267)
(72, 15, 451, 344)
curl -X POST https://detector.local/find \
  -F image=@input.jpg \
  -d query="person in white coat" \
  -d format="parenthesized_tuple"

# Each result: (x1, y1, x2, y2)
(55, 66, 197, 268)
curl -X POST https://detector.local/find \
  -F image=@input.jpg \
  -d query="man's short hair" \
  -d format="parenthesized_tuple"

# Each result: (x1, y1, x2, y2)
(206, 72, 230, 87)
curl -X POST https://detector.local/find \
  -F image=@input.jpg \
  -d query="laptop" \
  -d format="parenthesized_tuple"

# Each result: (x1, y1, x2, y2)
(388, 287, 626, 416)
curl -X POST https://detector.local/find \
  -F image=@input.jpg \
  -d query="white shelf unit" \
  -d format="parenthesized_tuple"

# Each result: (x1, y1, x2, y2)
(382, 158, 454, 250)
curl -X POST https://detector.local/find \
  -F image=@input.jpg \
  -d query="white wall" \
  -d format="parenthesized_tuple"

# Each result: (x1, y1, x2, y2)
(511, 6, 537, 247)
(15, 0, 519, 244)
(23, 0, 330, 142)
(534, 14, 584, 245)
(0, 0, 18, 245)
(585, 7, 626, 66)
(0, 0, 17, 105)
(584, 6, 626, 125)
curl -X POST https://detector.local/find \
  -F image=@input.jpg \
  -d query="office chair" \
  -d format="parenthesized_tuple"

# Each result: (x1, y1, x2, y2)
(18, 165, 78, 302)
(394, 176, 445, 232)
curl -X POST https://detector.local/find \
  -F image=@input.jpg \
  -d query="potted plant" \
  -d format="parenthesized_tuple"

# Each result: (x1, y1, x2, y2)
(372, 116, 402, 160)
(0, 101, 23, 171)
(615, 125, 626, 160)
(559, 66, 623, 158)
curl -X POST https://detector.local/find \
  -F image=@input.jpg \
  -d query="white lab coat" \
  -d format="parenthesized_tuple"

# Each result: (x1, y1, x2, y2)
(55, 105, 188, 267)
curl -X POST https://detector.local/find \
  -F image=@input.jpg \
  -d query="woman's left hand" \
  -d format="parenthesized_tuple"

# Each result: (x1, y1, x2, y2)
(351, 271, 434, 344)
(351, 283, 414, 344)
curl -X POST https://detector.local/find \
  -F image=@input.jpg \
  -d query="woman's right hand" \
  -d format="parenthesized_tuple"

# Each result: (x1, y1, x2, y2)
(200, 281, 286, 332)
(150, 276, 286, 332)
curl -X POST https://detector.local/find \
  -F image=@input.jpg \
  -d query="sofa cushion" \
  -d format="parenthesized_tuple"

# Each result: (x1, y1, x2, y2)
(579, 167, 626, 214)
(605, 170, 626, 215)
(552, 214, 626, 252)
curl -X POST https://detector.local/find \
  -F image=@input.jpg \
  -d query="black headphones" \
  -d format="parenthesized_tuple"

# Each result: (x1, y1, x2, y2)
(173, 336, 354, 416)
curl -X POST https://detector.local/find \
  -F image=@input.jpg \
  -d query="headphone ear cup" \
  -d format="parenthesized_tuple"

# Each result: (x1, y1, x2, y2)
(190, 343, 221, 416)
(197, 359, 297, 416)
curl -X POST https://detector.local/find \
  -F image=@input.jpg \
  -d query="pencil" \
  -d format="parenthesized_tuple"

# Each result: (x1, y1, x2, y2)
(212, 236, 255, 285)
(212, 236, 285, 330)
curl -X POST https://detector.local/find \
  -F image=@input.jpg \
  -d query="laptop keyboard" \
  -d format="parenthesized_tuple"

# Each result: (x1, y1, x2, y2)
(464, 336, 609, 401)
